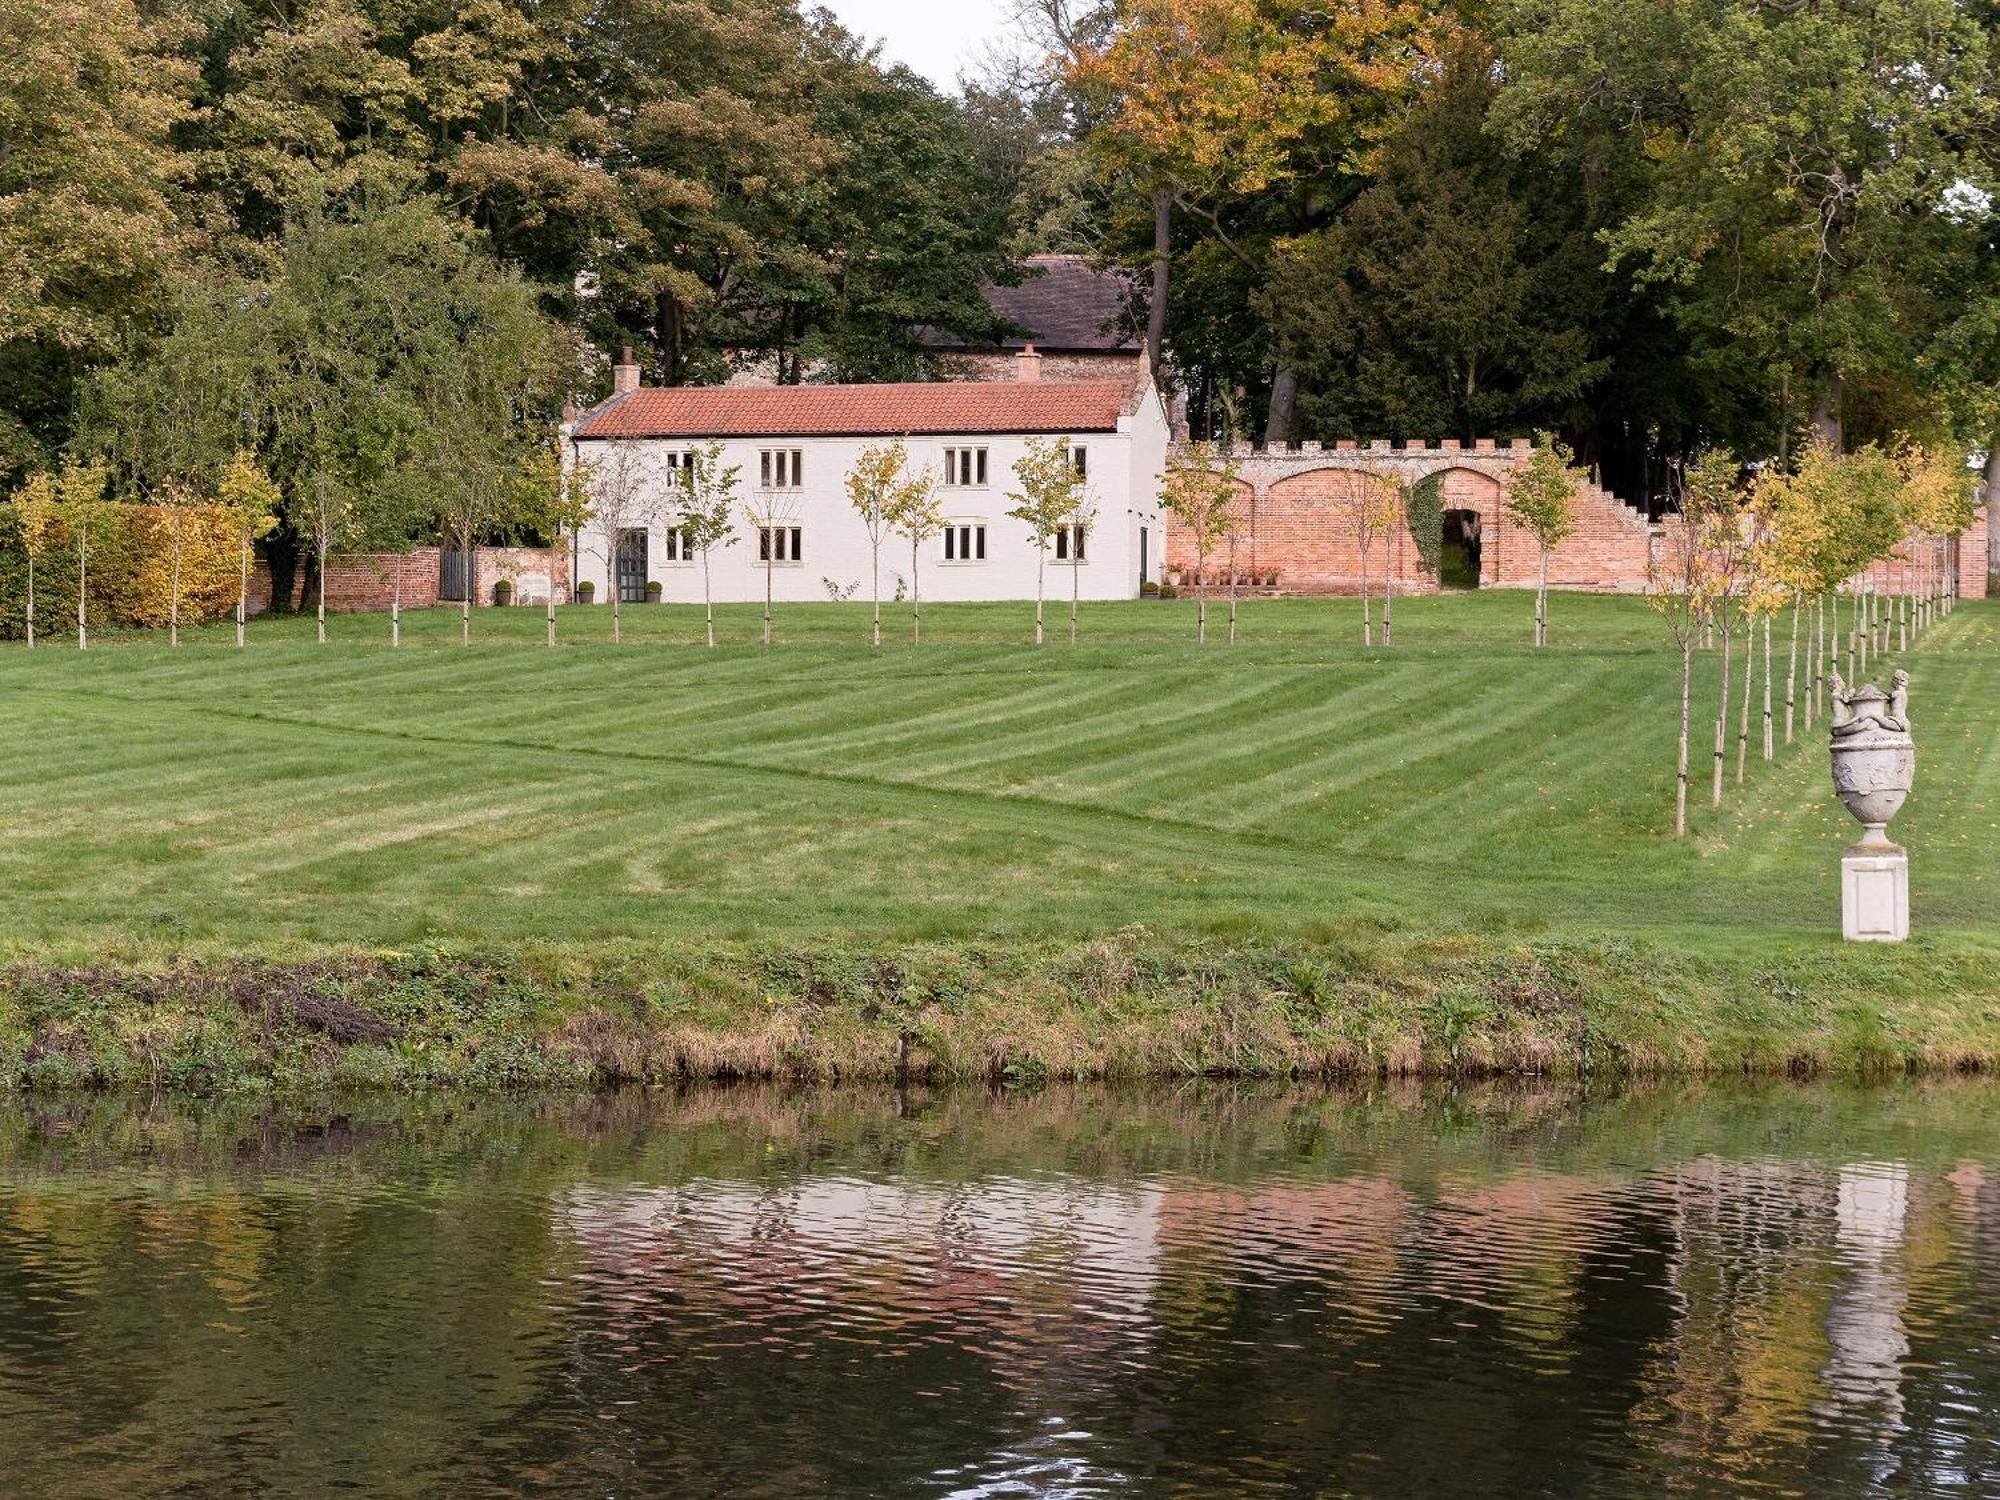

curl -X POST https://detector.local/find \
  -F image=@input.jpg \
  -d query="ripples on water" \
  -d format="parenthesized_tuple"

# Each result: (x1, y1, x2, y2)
(1, 1082, 1997, 1497)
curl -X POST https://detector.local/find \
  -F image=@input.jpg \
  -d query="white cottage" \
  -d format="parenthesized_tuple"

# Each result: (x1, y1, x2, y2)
(563, 348, 1171, 606)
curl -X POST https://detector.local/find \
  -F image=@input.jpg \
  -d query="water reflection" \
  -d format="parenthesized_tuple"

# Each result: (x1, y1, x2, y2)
(0, 1082, 1997, 1496)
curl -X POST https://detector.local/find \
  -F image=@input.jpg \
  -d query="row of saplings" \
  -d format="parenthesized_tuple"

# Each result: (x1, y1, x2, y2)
(0, 437, 1976, 711)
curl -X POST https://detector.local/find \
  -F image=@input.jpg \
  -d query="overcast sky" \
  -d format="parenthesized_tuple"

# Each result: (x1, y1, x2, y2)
(818, 0, 1016, 89)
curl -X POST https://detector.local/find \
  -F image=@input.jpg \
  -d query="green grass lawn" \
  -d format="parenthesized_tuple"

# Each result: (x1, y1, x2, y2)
(1, 589, 1993, 954)
(0, 589, 1994, 1084)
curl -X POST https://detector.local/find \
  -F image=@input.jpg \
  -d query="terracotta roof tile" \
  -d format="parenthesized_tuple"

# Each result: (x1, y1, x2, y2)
(571, 380, 1132, 440)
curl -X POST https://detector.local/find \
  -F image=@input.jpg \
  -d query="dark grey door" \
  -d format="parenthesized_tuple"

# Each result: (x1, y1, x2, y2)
(616, 529, 649, 603)
(439, 547, 470, 602)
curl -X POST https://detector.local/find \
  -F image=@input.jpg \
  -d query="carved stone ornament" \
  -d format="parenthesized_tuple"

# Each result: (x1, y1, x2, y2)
(1828, 669, 1915, 848)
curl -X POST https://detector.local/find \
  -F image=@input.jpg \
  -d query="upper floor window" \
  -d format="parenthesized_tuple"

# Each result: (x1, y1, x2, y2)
(1070, 445, 1088, 479)
(942, 447, 988, 487)
(760, 449, 804, 488)
(944, 523, 987, 563)
(758, 525, 803, 564)
(1054, 524, 1088, 563)
(662, 450, 696, 488)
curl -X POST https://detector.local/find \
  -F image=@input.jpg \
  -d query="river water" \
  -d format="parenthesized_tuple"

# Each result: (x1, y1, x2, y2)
(1, 1082, 1997, 1497)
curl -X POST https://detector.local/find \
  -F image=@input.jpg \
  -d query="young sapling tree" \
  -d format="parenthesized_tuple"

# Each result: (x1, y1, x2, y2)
(1648, 451, 1735, 835)
(1007, 436, 1089, 646)
(884, 461, 943, 645)
(743, 487, 806, 647)
(845, 438, 914, 648)
(678, 441, 740, 648)
(1504, 434, 1582, 646)
(56, 459, 109, 650)
(217, 452, 279, 649)
(1161, 442, 1237, 644)
(7, 472, 57, 648)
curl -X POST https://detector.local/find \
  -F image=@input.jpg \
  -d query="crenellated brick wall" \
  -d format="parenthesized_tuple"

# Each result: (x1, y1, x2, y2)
(1165, 439, 1658, 596)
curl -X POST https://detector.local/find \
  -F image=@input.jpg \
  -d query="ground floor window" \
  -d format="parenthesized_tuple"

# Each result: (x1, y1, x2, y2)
(1054, 524, 1088, 563)
(758, 526, 803, 564)
(615, 528, 649, 602)
(662, 523, 697, 562)
(944, 523, 986, 562)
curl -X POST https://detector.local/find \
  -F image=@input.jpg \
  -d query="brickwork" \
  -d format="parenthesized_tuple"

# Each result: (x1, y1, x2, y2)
(250, 548, 442, 614)
(940, 351, 1145, 385)
(1962, 503, 1990, 601)
(1164, 440, 1657, 595)
(476, 546, 572, 605)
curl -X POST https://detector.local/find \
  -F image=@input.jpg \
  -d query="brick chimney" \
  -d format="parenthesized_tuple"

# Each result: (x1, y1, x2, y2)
(612, 346, 641, 396)
(1014, 342, 1043, 383)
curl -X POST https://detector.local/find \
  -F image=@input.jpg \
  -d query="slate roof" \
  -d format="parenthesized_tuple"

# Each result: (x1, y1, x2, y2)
(570, 380, 1133, 440)
(926, 255, 1142, 353)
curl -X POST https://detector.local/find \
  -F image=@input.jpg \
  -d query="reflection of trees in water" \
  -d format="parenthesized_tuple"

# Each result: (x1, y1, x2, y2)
(0, 1084, 1998, 1493)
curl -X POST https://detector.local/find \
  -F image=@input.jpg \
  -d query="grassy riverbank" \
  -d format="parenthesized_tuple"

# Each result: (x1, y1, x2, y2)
(0, 592, 1994, 1087)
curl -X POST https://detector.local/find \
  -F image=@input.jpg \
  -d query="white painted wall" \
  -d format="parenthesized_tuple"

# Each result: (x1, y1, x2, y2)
(565, 394, 1169, 606)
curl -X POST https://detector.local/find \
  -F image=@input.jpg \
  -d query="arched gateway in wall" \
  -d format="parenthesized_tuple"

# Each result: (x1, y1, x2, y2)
(1164, 438, 1660, 596)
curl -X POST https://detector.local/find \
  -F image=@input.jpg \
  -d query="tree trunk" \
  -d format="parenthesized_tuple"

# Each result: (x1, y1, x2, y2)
(764, 557, 773, 646)
(316, 538, 328, 644)
(1227, 534, 1238, 645)
(236, 537, 247, 649)
(1262, 360, 1298, 447)
(1035, 546, 1045, 646)
(1809, 370, 1844, 452)
(871, 544, 881, 649)
(1784, 599, 1799, 745)
(546, 541, 558, 647)
(1381, 533, 1394, 647)
(1196, 548, 1207, 644)
(26, 554, 35, 649)
(1712, 623, 1731, 806)
(1070, 550, 1078, 646)
(910, 539, 920, 645)
(1736, 619, 1753, 782)
(76, 526, 86, 650)
(392, 551, 402, 648)
(1534, 544, 1549, 647)
(1146, 186, 1170, 371)
(1675, 637, 1693, 836)
(704, 552, 715, 647)
(1761, 614, 1774, 759)
(1360, 539, 1372, 647)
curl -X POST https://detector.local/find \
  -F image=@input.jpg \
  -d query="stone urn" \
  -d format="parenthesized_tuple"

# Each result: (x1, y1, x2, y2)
(1828, 670, 1914, 848)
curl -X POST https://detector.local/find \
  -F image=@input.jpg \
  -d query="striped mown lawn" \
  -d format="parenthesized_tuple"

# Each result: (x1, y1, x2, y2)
(0, 591, 1993, 960)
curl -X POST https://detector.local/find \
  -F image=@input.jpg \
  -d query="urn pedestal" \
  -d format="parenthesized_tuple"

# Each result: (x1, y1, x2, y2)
(1841, 846, 1908, 943)
(1828, 674, 1915, 943)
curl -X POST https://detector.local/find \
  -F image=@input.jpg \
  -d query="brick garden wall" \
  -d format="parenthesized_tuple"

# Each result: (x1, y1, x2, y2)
(1165, 440, 1658, 596)
(1962, 503, 1991, 601)
(248, 545, 574, 614)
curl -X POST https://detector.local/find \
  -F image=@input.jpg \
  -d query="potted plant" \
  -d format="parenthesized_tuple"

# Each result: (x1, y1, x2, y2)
(578, 579, 596, 603)
(645, 579, 663, 604)
(492, 578, 513, 607)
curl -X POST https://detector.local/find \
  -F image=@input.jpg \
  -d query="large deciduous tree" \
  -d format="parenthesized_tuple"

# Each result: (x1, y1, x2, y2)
(0, 0, 196, 483)
(1065, 0, 1436, 437)
(1496, 0, 1999, 457)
